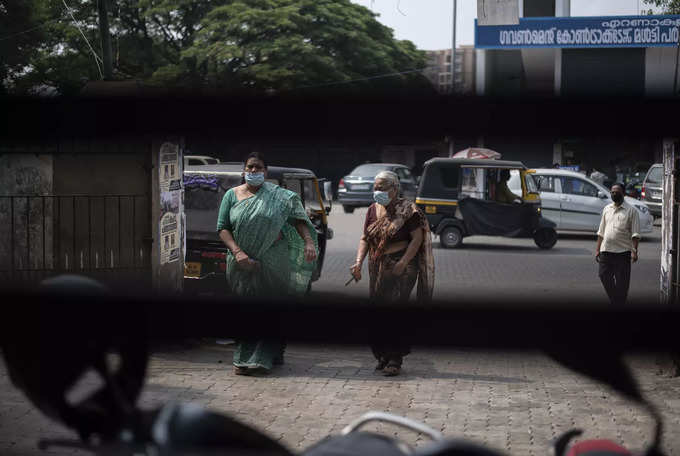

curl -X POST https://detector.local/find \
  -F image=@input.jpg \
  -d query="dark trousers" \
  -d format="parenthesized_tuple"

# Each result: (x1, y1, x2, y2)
(598, 251, 632, 306)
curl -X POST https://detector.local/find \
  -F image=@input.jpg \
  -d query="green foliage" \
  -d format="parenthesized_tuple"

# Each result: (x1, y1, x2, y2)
(0, 0, 51, 94)
(643, 0, 680, 14)
(3, 0, 430, 96)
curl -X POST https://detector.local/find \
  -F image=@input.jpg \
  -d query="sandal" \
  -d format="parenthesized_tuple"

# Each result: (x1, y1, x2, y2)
(233, 366, 250, 376)
(382, 361, 401, 377)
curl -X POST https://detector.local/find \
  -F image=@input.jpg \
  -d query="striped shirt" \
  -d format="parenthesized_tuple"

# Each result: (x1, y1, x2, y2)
(597, 201, 641, 253)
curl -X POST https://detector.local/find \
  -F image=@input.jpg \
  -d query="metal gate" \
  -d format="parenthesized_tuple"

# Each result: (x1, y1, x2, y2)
(0, 194, 151, 288)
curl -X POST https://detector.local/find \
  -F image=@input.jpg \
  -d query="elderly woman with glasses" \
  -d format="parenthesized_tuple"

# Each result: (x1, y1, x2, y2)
(350, 170, 435, 376)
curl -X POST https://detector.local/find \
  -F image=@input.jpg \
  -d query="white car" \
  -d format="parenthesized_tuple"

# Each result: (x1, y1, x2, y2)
(184, 155, 220, 167)
(508, 168, 653, 235)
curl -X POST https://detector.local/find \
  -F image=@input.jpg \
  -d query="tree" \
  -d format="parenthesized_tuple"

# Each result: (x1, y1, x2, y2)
(643, 0, 680, 14)
(3, 0, 430, 96)
(0, 0, 51, 95)
(178, 0, 429, 93)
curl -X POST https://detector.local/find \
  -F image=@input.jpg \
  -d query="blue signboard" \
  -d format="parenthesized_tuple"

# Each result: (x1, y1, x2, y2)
(475, 15, 680, 49)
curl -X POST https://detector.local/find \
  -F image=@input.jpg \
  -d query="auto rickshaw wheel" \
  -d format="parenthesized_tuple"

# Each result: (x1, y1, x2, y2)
(533, 227, 557, 249)
(343, 205, 355, 214)
(440, 226, 463, 249)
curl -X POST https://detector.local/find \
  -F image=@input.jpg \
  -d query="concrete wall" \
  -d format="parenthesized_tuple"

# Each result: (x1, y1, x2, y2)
(0, 140, 155, 289)
(523, 0, 555, 17)
(0, 154, 53, 195)
(53, 139, 150, 195)
(646, 47, 680, 97)
(487, 50, 525, 96)
(0, 154, 55, 275)
(562, 48, 646, 97)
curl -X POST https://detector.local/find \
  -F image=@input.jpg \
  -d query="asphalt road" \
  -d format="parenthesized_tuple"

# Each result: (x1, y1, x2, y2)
(312, 203, 662, 305)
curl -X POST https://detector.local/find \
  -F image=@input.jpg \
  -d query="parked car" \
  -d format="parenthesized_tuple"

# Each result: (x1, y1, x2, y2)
(508, 168, 654, 235)
(641, 163, 663, 219)
(183, 163, 333, 295)
(338, 163, 418, 213)
(184, 155, 220, 167)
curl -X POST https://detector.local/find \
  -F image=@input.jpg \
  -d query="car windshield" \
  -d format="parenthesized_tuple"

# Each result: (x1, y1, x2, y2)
(524, 173, 537, 193)
(348, 164, 391, 178)
(647, 166, 663, 184)
(507, 170, 522, 192)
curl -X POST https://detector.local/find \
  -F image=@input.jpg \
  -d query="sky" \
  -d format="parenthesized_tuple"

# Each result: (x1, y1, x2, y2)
(350, 0, 663, 50)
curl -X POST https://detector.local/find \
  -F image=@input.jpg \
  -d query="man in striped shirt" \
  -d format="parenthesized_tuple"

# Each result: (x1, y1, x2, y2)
(595, 183, 640, 306)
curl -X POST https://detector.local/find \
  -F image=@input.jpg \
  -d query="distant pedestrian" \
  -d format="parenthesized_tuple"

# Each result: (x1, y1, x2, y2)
(595, 183, 640, 306)
(349, 170, 434, 376)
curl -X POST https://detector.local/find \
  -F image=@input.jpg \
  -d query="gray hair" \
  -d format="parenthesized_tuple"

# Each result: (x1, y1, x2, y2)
(374, 170, 400, 190)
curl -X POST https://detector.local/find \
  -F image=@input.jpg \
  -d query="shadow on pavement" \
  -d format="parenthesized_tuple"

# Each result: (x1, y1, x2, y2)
(149, 344, 531, 384)
(435, 243, 591, 255)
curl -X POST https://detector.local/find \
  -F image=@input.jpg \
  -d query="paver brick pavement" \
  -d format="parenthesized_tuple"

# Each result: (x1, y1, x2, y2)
(1, 342, 680, 456)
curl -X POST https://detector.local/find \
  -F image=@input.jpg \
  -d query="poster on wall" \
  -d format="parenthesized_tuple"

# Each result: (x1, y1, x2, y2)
(160, 190, 181, 264)
(159, 142, 181, 192)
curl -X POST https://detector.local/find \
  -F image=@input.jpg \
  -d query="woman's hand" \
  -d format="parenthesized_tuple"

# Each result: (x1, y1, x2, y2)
(304, 240, 317, 262)
(234, 250, 256, 271)
(392, 259, 407, 277)
(349, 262, 362, 281)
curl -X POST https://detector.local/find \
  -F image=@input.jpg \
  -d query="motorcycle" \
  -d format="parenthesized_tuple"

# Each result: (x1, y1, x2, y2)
(0, 275, 667, 456)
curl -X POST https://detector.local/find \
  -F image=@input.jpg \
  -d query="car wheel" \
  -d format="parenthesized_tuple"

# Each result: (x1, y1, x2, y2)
(440, 226, 463, 249)
(534, 228, 557, 249)
(343, 205, 355, 214)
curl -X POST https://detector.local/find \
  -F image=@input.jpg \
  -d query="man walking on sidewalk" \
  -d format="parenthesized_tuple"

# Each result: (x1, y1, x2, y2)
(595, 183, 640, 305)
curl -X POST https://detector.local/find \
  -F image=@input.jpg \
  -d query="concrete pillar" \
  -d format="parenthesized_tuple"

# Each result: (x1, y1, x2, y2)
(151, 137, 185, 294)
(661, 139, 679, 305)
(645, 47, 679, 97)
(552, 143, 563, 166)
(554, 49, 562, 97)
(476, 49, 487, 96)
(553, 0, 569, 96)
(555, 0, 570, 17)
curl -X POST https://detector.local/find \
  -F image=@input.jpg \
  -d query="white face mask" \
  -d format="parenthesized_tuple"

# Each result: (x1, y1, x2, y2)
(245, 172, 265, 187)
(373, 190, 392, 206)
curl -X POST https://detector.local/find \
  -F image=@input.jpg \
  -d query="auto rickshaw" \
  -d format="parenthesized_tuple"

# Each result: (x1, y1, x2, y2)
(415, 158, 557, 249)
(182, 163, 334, 294)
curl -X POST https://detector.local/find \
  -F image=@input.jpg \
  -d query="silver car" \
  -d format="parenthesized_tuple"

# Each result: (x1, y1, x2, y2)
(641, 163, 663, 218)
(508, 168, 653, 235)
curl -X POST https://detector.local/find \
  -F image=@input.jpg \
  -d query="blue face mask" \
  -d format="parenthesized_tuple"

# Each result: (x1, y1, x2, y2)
(373, 190, 392, 206)
(245, 172, 265, 187)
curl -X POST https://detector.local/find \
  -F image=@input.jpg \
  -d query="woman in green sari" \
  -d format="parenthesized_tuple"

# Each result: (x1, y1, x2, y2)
(216, 153, 318, 375)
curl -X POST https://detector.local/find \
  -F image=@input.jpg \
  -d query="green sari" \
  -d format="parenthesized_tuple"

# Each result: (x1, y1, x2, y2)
(216, 182, 318, 370)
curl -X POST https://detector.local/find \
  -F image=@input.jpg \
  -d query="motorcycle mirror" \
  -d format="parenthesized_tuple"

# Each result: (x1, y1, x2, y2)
(546, 348, 663, 456)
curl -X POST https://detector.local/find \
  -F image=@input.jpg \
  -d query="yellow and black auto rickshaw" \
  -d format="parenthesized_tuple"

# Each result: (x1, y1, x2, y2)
(182, 163, 333, 294)
(415, 158, 557, 249)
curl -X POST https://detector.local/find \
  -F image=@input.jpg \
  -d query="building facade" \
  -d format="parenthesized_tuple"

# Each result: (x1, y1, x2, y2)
(468, 0, 679, 175)
(424, 46, 476, 94)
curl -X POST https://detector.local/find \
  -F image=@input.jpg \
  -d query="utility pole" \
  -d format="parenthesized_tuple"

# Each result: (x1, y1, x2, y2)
(451, 0, 457, 94)
(97, 0, 114, 79)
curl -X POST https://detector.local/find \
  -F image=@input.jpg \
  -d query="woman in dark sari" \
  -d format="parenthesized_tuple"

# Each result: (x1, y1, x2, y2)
(350, 170, 435, 376)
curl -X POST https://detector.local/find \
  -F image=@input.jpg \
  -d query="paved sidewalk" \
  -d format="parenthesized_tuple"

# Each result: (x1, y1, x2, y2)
(2, 342, 680, 455)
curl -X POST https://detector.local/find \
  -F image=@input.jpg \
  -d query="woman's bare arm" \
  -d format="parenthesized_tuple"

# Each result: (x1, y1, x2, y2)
(295, 220, 318, 262)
